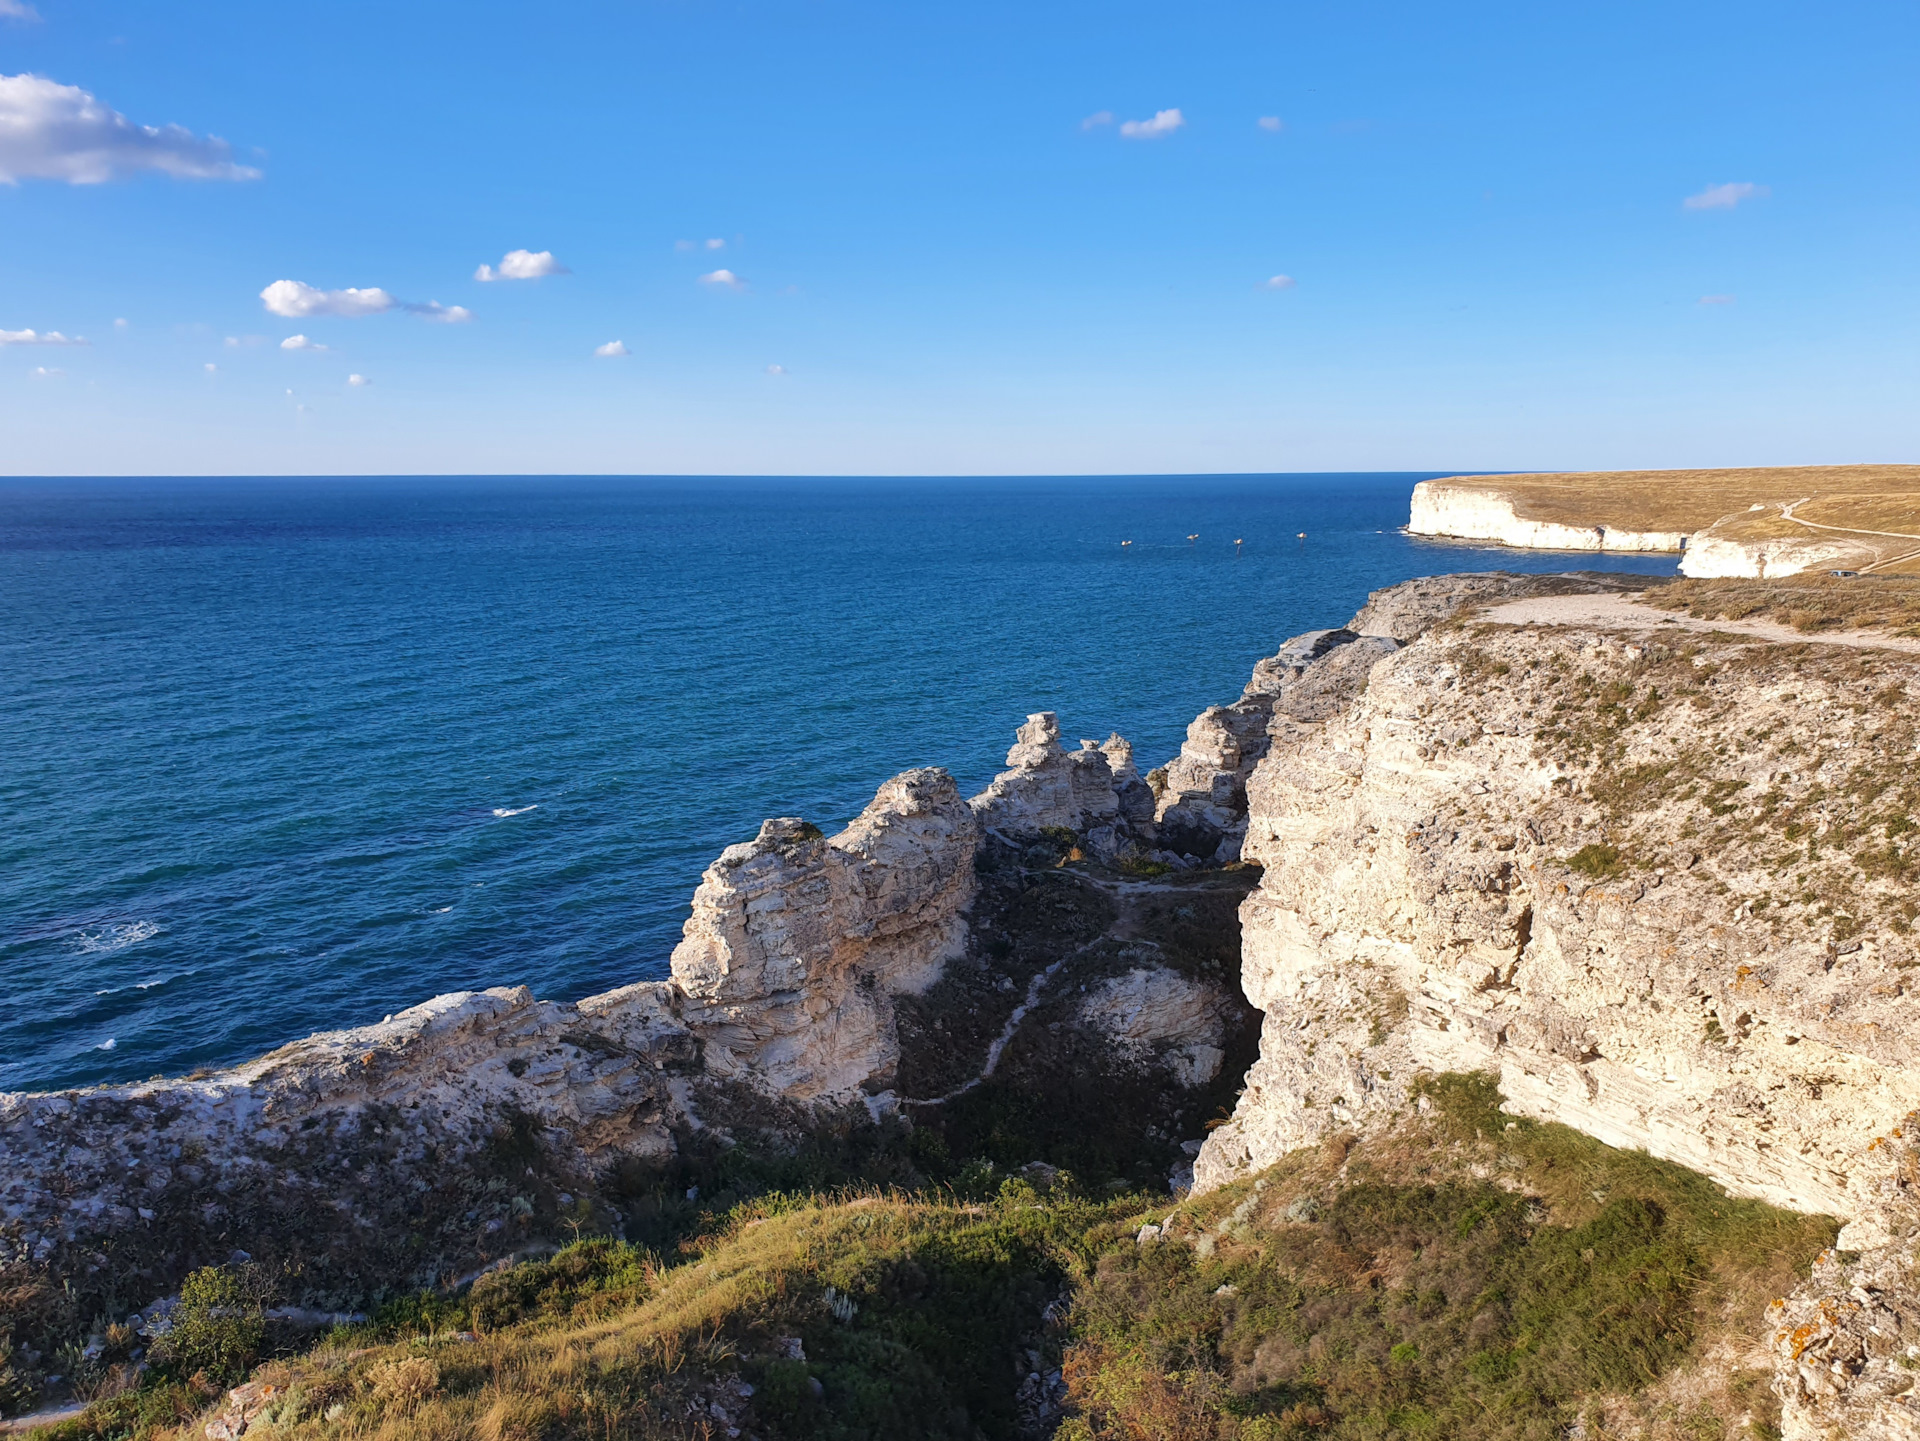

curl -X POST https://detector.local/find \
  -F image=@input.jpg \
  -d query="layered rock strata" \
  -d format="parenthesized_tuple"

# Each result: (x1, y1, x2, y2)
(1408, 467, 1920, 578)
(1145, 578, 1649, 863)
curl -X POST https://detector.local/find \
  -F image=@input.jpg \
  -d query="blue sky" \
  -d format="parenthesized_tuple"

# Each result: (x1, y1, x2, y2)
(2, 0, 1916, 475)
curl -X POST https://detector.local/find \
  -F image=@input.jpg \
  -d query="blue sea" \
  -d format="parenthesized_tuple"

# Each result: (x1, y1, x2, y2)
(0, 475, 1676, 1094)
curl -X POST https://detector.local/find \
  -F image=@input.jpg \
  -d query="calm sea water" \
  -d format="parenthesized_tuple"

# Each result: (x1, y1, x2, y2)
(0, 475, 1676, 1093)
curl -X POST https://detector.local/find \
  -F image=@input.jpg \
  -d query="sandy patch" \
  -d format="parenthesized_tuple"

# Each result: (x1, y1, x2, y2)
(1477, 591, 1920, 654)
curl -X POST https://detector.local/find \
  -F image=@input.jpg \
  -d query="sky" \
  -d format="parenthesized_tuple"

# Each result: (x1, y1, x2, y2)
(1, 0, 1916, 476)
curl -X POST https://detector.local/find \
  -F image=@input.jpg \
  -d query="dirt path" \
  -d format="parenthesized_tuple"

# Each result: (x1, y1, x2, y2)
(1478, 591, 1920, 654)
(1774, 498, 1920, 575)
(1, 1403, 86, 1436)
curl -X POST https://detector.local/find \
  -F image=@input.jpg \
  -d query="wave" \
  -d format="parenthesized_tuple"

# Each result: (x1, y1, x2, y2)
(492, 805, 539, 818)
(96, 1037, 116, 1051)
(95, 966, 193, 997)
(73, 920, 162, 955)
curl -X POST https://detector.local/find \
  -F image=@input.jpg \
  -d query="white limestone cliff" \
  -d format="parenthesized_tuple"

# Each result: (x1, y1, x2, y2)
(1678, 518, 1878, 579)
(1408, 480, 1688, 553)
(1077, 966, 1232, 1088)
(0, 766, 980, 1301)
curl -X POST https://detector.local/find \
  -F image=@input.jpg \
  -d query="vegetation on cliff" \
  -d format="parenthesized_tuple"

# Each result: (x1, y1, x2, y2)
(29, 1077, 1831, 1441)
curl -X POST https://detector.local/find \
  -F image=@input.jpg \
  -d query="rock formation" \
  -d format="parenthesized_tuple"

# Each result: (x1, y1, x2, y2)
(1077, 966, 1232, 1088)
(1152, 629, 1357, 862)
(672, 766, 978, 1100)
(1407, 465, 1920, 577)
(968, 711, 1129, 839)
(16, 561, 1920, 1436)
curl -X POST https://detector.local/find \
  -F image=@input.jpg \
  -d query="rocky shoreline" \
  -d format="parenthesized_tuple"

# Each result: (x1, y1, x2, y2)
(10, 565, 1920, 1437)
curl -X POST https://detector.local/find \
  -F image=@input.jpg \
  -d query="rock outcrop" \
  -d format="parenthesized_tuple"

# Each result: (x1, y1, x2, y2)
(1767, 1114, 1920, 1440)
(1077, 966, 1232, 1088)
(969, 712, 1132, 839)
(672, 767, 977, 1100)
(1155, 629, 1372, 862)
(1678, 509, 1879, 579)
(1407, 466, 1920, 578)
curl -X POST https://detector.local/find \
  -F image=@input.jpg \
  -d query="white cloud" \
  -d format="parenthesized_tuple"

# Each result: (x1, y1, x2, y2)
(280, 334, 328, 350)
(262, 280, 470, 324)
(594, 340, 629, 357)
(698, 268, 743, 290)
(1698, 294, 1736, 305)
(0, 326, 86, 344)
(347, 373, 370, 386)
(1257, 116, 1284, 132)
(474, 248, 569, 282)
(1262, 274, 1297, 290)
(1684, 181, 1767, 211)
(1081, 110, 1114, 131)
(1120, 108, 1184, 139)
(31, 364, 62, 376)
(0, 1, 42, 21)
(705, 237, 725, 250)
(113, 316, 128, 328)
(0, 73, 259, 184)
(407, 301, 473, 323)
(203, 362, 216, 373)
(262, 280, 394, 318)
(766, 363, 786, 375)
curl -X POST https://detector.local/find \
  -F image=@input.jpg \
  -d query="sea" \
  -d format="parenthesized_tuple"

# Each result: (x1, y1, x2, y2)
(0, 474, 1677, 1095)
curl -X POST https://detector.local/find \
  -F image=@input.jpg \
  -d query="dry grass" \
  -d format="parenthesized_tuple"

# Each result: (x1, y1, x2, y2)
(1644, 573, 1920, 635)
(1421, 465, 1920, 535)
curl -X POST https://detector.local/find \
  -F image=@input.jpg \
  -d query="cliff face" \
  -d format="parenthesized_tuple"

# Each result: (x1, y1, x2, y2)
(1194, 579, 1920, 1438)
(0, 715, 1232, 1359)
(1408, 480, 1688, 554)
(1196, 603, 1920, 1213)
(1407, 468, 1920, 578)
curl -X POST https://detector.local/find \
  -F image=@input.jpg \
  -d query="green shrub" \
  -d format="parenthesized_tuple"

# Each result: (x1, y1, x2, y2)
(1565, 843, 1625, 879)
(469, 1238, 654, 1330)
(148, 1265, 272, 1384)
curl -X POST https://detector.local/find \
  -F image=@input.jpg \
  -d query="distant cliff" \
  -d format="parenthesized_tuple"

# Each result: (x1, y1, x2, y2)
(1408, 465, 1920, 578)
